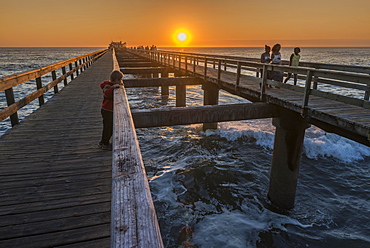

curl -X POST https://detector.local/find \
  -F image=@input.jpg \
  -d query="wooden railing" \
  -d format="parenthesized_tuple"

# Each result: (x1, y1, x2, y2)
(0, 49, 107, 126)
(132, 49, 370, 113)
(111, 49, 163, 247)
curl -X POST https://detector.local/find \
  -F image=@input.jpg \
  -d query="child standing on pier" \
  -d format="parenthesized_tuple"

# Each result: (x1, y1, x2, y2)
(98, 70, 124, 150)
(284, 47, 301, 85)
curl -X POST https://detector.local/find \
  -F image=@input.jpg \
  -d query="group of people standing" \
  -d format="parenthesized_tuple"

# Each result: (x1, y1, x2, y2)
(260, 44, 301, 85)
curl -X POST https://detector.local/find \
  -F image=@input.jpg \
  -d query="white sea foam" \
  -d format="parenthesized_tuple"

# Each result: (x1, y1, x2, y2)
(192, 199, 315, 247)
(304, 127, 370, 163)
(201, 119, 370, 163)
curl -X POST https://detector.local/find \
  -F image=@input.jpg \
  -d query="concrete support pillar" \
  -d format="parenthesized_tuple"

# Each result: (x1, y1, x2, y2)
(176, 84, 186, 107)
(268, 111, 310, 209)
(161, 71, 169, 96)
(175, 70, 186, 107)
(203, 82, 219, 130)
(152, 71, 159, 93)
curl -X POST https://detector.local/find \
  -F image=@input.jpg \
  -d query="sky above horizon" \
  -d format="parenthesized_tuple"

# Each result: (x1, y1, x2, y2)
(1, 0, 370, 47)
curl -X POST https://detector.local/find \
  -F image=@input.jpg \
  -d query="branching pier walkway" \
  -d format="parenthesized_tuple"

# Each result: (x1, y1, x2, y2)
(130, 49, 370, 147)
(0, 51, 114, 247)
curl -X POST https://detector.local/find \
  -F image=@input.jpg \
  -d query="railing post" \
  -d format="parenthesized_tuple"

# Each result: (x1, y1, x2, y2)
(301, 70, 313, 117)
(75, 61, 79, 76)
(5, 87, 19, 126)
(313, 76, 318, 89)
(185, 56, 188, 71)
(260, 64, 268, 101)
(217, 59, 221, 81)
(204, 57, 208, 81)
(217, 60, 222, 85)
(83, 58, 86, 70)
(52, 70, 58, 93)
(62, 66, 68, 86)
(364, 85, 370, 101)
(69, 63, 74, 80)
(36, 77, 45, 106)
(179, 55, 181, 71)
(236, 61, 242, 87)
(193, 57, 196, 75)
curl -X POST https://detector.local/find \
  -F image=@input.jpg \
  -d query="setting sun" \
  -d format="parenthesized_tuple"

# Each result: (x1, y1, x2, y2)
(173, 29, 191, 46)
(178, 33, 187, 42)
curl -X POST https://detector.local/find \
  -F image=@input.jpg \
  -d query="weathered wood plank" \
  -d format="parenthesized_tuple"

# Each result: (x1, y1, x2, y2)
(0, 201, 110, 227)
(0, 224, 111, 248)
(1, 210, 110, 240)
(112, 85, 163, 247)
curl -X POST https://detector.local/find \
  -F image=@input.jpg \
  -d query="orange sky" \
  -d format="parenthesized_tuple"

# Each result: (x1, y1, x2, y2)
(1, 0, 370, 47)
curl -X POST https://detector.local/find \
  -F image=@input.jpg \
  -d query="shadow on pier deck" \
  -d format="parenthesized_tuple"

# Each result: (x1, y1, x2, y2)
(0, 51, 114, 247)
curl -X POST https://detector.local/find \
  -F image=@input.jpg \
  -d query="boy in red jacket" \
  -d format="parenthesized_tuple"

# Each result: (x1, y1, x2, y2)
(98, 70, 124, 150)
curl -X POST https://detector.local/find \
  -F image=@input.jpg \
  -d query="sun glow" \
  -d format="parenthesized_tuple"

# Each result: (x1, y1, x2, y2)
(173, 29, 191, 46)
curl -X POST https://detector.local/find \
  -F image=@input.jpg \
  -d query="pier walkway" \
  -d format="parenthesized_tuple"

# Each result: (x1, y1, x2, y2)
(0, 51, 114, 247)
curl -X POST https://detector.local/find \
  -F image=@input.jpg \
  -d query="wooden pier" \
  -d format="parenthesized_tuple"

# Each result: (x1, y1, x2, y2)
(1, 46, 370, 247)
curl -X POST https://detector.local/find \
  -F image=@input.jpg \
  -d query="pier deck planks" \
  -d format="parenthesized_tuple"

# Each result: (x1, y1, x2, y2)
(0, 50, 115, 247)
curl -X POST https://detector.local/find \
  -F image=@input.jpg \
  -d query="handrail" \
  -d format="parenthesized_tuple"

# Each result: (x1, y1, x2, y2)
(0, 49, 108, 126)
(111, 48, 164, 247)
(147, 49, 370, 74)
(0, 49, 107, 91)
(131, 49, 370, 111)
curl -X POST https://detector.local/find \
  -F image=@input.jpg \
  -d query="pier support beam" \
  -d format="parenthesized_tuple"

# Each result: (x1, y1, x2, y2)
(268, 111, 310, 209)
(203, 82, 219, 130)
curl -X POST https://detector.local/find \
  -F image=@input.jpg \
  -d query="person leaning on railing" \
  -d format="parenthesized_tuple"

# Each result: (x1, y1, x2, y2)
(98, 70, 124, 150)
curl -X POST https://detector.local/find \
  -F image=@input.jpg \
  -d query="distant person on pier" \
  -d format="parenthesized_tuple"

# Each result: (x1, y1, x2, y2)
(98, 70, 124, 150)
(260, 45, 271, 78)
(283, 47, 301, 85)
(271, 43, 283, 82)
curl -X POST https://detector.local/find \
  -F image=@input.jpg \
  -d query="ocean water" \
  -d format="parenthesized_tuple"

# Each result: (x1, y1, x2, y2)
(1, 47, 370, 247)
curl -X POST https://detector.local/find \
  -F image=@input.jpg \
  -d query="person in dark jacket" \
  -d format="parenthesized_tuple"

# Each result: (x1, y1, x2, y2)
(98, 70, 124, 150)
